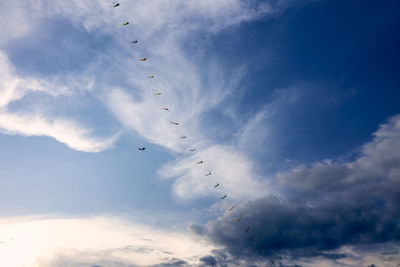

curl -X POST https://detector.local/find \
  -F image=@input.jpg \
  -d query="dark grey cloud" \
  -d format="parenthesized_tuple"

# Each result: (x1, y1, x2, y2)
(199, 255, 217, 266)
(195, 115, 400, 264)
(150, 258, 187, 267)
(189, 224, 205, 235)
(381, 250, 398, 256)
(197, 250, 263, 267)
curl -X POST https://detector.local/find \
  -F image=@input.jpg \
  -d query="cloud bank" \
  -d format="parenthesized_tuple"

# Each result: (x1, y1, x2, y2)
(0, 215, 217, 267)
(191, 114, 400, 266)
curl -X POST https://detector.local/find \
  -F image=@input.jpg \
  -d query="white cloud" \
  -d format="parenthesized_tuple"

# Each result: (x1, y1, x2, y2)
(98, 0, 298, 154)
(0, 1, 37, 46)
(0, 0, 271, 155)
(0, 51, 118, 152)
(0, 52, 69, 108)
(277, 114, 400, 192)
(99, 0, 284, 201)
(0, 112, 119, 152)
(0, 0, 302, 193)
(0, 214, 218, 267)
(237, 86, 302, 151)
(159, 145, 270, 201)
(350, 114, 400, 179)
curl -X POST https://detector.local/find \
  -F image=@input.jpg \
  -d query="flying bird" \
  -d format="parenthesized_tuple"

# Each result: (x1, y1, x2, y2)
(154, 93, 162, 95)
(138, 147, 145, 151)
(237, 216, 243, 222)
(189, 149, 196, 152)
(170, 122, 179, 125)
(214, 183, 219, 188)
(139, 57, 147, 61)
(229, 205, 235, 211)
(196, 160, 203, 164)
(245, 226, 250, 233)
(130, 40, 138, 44)
(220, 194, 227, 200)
(121, 21, 129, 26)
(112, 3, 120, 7)
(180, 136, 187, 139)
(147, 75, 155, 78)
(162, 107, 169, 111)
(205, 171, 212, 176)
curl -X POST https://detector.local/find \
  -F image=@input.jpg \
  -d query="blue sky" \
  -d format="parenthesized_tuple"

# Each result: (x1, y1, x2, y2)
(0, 0, 400, 266)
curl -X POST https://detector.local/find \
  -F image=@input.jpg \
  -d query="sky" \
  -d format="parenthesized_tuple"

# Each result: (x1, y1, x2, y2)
(0, 0, 399, 266)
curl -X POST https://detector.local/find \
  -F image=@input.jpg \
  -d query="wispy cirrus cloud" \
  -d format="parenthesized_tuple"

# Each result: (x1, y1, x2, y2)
(0, 0, 305, 198)
(97, 0, 296, 201)
(0, 0, 294, 155)
(0, 51, 118, 152)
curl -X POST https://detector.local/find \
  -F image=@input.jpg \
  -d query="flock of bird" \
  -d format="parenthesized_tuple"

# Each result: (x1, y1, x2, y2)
(111, 2, 275, 265)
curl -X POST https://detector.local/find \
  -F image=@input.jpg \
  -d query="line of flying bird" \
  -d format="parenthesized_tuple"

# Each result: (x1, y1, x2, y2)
(111, 2, 275, 265)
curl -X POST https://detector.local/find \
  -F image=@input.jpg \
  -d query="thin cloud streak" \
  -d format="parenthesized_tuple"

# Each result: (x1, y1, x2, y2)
(0, 112, 119, 152)
(0, 51, 118, 152)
